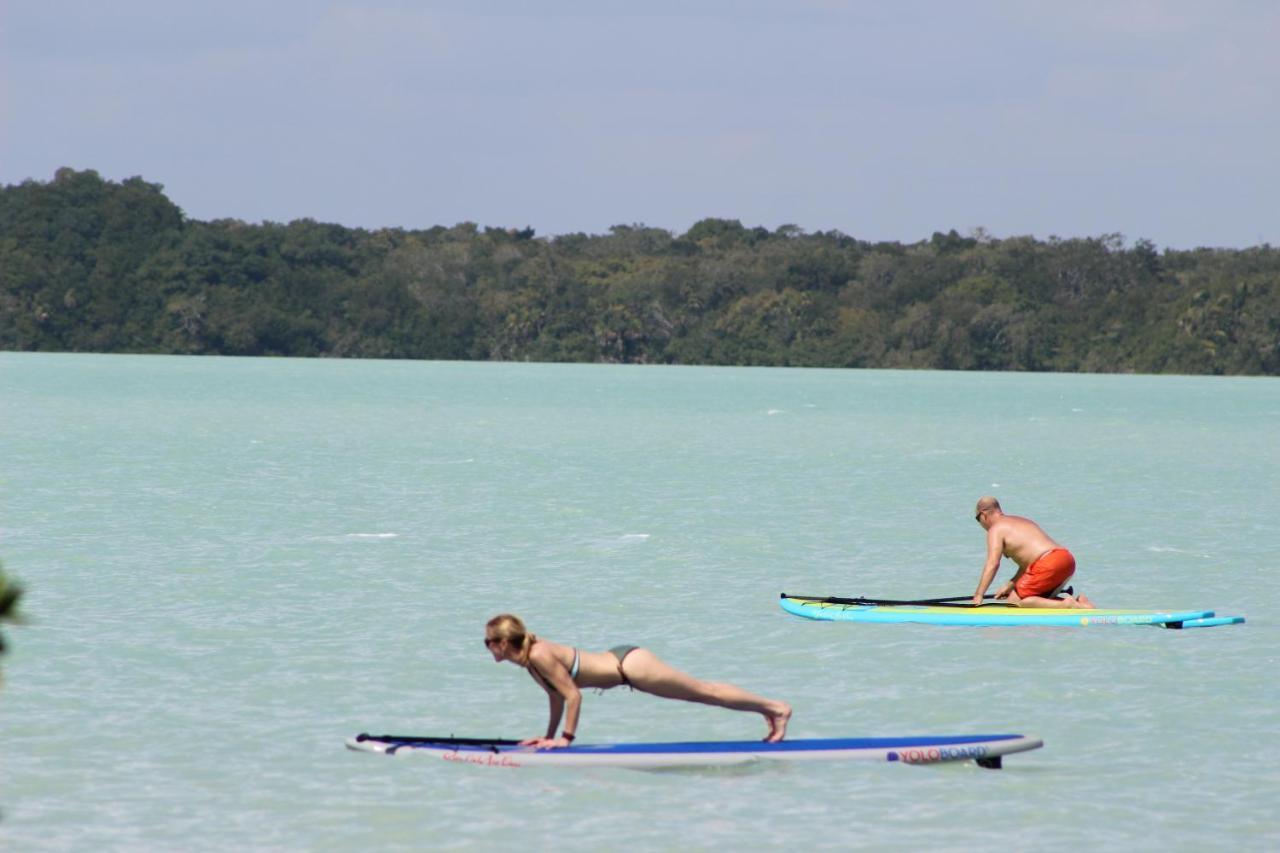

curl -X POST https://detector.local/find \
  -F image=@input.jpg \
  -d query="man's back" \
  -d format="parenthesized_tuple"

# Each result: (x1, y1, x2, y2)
(990, 513, 1061, 568)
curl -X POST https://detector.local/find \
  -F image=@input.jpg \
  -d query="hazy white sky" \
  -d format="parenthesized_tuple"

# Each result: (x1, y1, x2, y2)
(3, 1, 1277, 248)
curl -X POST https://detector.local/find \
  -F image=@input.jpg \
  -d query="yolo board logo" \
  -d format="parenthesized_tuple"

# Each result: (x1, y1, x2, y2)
(1079, 615, 1154, 625)
(888, 744, 990, 764)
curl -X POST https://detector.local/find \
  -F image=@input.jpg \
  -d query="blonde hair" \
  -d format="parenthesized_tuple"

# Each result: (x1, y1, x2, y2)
(486, 613, 536, 665)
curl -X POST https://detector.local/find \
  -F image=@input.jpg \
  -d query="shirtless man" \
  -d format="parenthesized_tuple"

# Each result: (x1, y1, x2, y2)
(971, 497, 1095, 609)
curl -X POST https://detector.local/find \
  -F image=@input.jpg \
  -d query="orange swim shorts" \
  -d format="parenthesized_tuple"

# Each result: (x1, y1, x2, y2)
(1014, 548, 1076, 598)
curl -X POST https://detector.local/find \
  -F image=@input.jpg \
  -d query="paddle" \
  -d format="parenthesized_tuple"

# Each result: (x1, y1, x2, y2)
(355, 733, 521, 747)
(780, 592, 996, 608)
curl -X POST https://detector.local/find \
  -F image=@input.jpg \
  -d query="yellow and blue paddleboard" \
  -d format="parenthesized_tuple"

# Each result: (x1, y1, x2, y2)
(780, 594, 1244, 628)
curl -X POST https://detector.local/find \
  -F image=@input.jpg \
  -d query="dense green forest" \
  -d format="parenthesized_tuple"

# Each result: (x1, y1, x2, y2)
(2, 168, 1277, 374)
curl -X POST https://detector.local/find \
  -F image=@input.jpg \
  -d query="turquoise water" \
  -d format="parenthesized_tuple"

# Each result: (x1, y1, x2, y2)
(1, 353, 1276, 851)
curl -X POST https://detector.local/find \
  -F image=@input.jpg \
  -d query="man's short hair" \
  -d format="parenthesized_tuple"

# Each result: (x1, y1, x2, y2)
(975, 496, 1001, 515)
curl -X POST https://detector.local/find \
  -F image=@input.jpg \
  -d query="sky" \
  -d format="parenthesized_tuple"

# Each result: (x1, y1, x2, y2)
(2, 0, 1277, 249)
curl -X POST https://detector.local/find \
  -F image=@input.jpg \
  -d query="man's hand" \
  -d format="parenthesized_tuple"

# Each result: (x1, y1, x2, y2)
(994, 582, 1013, 599)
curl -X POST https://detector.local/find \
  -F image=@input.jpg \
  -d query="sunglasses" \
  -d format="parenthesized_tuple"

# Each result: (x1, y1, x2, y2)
(483, 637, 500, 649)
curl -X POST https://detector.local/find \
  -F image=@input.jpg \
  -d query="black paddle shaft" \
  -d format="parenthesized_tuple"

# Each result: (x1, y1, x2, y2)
(780, 593, 996, 608)
(356, 733, 521, 746)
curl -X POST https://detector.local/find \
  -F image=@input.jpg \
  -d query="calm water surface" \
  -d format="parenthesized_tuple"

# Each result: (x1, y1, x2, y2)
(1, 353, 1277, 851)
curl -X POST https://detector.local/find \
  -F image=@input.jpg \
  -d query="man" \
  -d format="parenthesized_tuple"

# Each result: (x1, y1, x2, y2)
(971, 497, 1095, 609)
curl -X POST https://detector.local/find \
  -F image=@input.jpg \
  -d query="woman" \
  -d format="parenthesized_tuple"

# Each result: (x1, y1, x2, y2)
(484, 614, 791, 747)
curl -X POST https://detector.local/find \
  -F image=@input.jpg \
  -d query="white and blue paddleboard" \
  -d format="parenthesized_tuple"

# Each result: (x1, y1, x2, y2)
(346, 733, 1042, 769)
(780, 594, 1245, 628)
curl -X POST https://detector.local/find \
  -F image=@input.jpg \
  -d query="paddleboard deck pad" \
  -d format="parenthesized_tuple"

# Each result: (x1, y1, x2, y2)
(346, 733, 1043, 769)
(780, 595, 1244, 628)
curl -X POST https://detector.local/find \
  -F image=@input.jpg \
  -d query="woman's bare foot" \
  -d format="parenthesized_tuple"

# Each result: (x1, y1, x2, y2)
(763, 702, 792, 742)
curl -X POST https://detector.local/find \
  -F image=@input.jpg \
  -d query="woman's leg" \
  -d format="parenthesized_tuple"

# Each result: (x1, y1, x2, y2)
(620, 649, 791, 741)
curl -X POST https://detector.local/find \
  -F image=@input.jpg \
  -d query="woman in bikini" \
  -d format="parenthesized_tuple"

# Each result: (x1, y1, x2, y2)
(484, 614, 792, 747)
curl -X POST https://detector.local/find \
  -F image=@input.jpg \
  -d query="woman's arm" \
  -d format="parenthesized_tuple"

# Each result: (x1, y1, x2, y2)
(519, 646, 583, 748)
(544, 691, 565, 739)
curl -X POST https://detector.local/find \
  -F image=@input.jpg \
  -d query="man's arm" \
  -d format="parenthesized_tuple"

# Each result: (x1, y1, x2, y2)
(972, 527, 1004, 605)
(994, 569, 1023, 599)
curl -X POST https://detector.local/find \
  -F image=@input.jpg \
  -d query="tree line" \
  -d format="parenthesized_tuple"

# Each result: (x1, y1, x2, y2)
(2, 168, 1277, 374)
